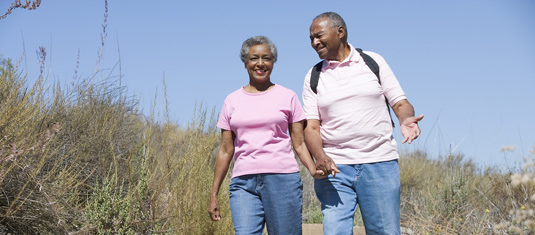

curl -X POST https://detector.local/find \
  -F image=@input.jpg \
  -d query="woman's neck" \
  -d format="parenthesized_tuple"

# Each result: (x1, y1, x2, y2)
(244, 81, 275, 93)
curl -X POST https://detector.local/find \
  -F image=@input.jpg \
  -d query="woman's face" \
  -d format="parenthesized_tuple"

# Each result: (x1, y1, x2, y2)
(245, 44, 274, 84)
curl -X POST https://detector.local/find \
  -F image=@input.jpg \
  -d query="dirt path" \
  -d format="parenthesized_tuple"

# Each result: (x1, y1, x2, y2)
(302, 224, 365, 235)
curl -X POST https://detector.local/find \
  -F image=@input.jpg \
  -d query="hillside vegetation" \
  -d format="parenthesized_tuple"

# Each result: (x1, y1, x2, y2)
(1, 57, 535, 234)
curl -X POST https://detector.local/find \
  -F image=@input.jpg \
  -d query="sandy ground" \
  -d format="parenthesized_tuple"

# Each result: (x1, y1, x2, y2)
(302, 224, 365, 235)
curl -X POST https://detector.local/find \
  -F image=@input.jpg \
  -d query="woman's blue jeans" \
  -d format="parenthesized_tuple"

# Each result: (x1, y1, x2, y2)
(229, 172, 303, 235)
(315, 160, 401, 235)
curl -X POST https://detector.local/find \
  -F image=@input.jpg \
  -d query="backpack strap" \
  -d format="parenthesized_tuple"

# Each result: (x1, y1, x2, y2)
(309, 48, 395, 127)
(356, 48, 379, 80)
(310, 61, 323, 94)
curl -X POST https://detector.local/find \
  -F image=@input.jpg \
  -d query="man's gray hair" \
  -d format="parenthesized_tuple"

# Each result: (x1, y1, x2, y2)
(240, 35, 278, 63)
(313, 12, 348, 40)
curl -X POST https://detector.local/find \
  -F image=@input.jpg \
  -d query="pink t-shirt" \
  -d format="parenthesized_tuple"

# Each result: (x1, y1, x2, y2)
(302, 44, 407, 164)
(217, 84, 306, 178)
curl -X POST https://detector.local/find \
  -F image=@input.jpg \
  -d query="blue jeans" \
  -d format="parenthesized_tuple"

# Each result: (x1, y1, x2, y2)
(315, 160, 400, 235)
(229, 172, 303, 235)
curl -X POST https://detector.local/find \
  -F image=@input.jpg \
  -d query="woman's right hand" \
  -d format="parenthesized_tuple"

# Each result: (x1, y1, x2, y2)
(208, 196, 221, 221)
(209, 129, 235, 222)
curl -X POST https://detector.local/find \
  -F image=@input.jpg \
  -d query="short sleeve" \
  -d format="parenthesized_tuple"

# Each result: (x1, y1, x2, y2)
(365, 51, 407, 106)
(217, 97, 231, 130)
(289, 91, 306, 123)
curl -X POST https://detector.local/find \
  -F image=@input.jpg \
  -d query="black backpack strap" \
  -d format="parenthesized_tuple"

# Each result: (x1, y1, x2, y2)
(356, 48, 395, 127)
(356, 48, 380, 80)
(310, 61, 323, 94)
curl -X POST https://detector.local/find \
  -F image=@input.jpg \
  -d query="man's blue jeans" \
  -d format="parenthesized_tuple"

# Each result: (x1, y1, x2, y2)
(229, 172, 303, 235)
(315, 160, 400, 235)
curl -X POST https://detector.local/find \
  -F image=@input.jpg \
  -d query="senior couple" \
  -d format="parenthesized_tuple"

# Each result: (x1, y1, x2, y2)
(209, 12, 424, 235)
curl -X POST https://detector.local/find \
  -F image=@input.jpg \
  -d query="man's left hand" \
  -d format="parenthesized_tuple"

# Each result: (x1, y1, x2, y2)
(401, 114, 424, 144)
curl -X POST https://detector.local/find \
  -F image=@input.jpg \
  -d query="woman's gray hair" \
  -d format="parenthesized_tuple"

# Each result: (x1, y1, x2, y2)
(240, 35, 278, 63)
(313, 12, 348, 40)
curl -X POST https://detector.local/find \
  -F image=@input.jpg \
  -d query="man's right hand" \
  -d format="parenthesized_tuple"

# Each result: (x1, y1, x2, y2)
(304, 119, 340, 178)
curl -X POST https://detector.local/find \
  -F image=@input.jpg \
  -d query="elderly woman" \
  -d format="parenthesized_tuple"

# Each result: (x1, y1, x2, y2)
(208, 35, 320, 234)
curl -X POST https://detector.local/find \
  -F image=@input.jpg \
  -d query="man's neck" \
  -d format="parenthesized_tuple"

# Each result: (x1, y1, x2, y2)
(332, 43, 351, 62)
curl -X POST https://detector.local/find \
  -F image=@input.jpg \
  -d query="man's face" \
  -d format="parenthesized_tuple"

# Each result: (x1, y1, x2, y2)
(309, 18, 343, 60)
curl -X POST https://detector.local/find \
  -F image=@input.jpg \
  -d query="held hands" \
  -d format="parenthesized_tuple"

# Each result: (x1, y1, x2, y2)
(314, 155, 340, 178)
(401, 114, 424, 144)
(306, 162, 328, 179)
(311, 169, 326, 179)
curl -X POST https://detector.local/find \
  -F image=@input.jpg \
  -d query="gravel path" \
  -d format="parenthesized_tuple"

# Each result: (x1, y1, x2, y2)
(302, 224, 365, 235)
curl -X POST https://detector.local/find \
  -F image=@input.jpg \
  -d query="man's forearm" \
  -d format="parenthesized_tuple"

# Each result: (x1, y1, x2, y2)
(304, 127, 328, 161)
(392, 99, 415, 125)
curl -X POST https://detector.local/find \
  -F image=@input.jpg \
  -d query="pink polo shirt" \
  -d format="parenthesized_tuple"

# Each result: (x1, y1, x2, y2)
(302, 44, 407, 164)
(217, 84, 305, 178)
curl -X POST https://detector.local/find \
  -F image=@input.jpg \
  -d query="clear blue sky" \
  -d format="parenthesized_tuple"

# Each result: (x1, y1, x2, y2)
(1, 0, 534, 169)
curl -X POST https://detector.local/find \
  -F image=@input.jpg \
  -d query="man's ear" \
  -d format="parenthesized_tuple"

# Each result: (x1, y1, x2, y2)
(338, 26, 346, 40)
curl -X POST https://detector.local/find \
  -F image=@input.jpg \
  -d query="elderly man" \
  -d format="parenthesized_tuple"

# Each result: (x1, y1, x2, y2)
(302, 12, 424, 235)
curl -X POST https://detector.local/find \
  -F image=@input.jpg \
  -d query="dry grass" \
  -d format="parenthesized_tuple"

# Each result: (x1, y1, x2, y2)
(3, 53, 535, 234)
(3, 52, 535, 234)
(0, 55, 235, 233)
(3, 49, 535, 233)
